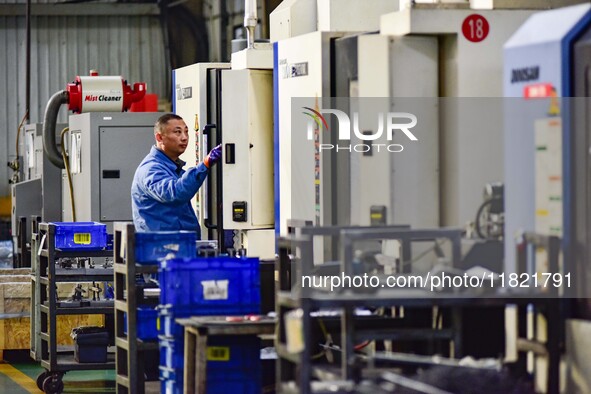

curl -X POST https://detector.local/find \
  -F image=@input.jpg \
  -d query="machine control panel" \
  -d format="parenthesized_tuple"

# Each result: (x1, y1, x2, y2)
(232, 201, 247, 222)
(370, 205, 387, 225)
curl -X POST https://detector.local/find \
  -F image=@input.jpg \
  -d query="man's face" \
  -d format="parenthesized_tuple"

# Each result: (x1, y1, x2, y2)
(157, 118, 189, 160)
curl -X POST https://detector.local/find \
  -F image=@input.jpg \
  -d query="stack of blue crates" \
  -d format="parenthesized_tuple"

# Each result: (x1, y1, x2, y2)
(131, 232, 197, 341)
(158, 256, 261, 394)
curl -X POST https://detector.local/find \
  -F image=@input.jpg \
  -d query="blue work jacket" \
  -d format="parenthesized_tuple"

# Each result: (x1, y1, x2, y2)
(131, 146, 209, 238)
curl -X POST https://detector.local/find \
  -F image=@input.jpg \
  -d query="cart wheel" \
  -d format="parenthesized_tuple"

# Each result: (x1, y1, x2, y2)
(36, 371, 49, 390)
(42, 375, 64, 394)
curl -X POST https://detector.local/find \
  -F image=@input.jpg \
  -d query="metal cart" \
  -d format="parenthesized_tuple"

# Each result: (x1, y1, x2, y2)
(35, 222, 114, 394)
(113, 222, 159, 394)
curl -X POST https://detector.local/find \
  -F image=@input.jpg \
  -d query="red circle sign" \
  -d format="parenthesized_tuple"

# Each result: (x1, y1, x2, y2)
(462, 14, 489, 43)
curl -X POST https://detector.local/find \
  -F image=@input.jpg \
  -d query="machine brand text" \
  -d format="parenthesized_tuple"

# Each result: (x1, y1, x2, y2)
(281, 62, 308, 78)
(176, 86, 193, 100)
(510, 66, 540, 83)
(84, 95, 122, 102)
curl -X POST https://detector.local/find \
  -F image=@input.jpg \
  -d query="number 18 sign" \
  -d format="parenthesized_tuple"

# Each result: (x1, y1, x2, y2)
(462, 14, 490, 43)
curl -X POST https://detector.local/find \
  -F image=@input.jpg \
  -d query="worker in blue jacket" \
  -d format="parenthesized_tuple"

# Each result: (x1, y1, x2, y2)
(131, 113, 221, 238)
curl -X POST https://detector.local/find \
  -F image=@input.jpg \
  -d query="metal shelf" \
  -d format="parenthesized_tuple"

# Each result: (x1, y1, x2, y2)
(33, 222, 116, 391)
(114, 222, 159, 394)
(55, 267, 113, 276)
(115, 337, 159, 352)
(40, 304, 114, 316)
(114, 263, 158, 275)
(275, 227, 468, 394)
(353, 328, 454, 342)
(306, 287, 556, 308)
(40, 249, 113, 259)
(38, 270, 113, 284)
(40, 353, 116, 372)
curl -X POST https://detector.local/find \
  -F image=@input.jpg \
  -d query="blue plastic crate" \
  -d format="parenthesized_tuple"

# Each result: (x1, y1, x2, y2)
(159, 335, 261, 372)
(161, 370, 260, 394)
(207, 375, 261, 394)
(158, 307, 193, 339)
(124, 307, 158, 340)
(160, 367, 182, 394)
(134, 231, 197, 265)
(50, 222, 107, 250)
(206, 336, 261, 376)
(159, 257, 260, 314)
(106, 233, 114, 250)
(159, 337, 261, 394)
(159, 336, 184, 370)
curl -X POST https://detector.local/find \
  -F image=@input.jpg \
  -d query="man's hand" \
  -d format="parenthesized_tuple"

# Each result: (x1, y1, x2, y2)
(204, 144, 222, 168)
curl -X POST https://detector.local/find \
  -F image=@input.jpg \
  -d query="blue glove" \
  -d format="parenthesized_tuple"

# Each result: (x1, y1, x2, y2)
(204, 144, 222, 168)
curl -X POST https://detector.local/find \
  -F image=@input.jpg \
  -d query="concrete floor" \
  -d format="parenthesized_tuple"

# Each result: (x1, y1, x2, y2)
(0, 362, 115, 393)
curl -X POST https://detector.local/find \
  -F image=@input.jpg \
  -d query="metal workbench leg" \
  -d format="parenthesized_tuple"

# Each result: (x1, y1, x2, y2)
(184, 328, 197, 394)
(196, 332, 208, 394)
(452, 307, 463, 358)
(546, 300, 560, 394)
(342, 306, 355, 380)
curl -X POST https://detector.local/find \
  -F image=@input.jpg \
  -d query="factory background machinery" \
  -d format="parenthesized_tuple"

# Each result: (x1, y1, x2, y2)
(1, 0, 591, 393)
(9, 72, 159, 269)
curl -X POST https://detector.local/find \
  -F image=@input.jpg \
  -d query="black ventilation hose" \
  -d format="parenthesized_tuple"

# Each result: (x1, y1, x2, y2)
(43, 90, 69, 169)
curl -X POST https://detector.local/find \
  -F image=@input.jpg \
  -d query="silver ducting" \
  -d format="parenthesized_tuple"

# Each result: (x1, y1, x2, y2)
(42, 90, 68, 169)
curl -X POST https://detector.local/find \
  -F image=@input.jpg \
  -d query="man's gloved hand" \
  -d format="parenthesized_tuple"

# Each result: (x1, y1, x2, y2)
(204, 144, 222, 168)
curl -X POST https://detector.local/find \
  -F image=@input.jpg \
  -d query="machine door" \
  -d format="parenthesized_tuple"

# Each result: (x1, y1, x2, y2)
(99, 126, 154, 221)
(573, 27, 591, 307)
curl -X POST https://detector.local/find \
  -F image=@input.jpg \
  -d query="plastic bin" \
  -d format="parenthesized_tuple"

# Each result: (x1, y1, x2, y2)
(159, 257, 260, 315)
(159, 367, 262, 394)
(51, 222, 107, 250)
(158, 306, 192, 339)
(124, 307, 158, 340)
(207, 374, 261, 394)
(207, 336, 261, 376)
(160, 366, 182, 394)
(159, 337, 261, 394)
(73, 331, 109, 363)
(106, 233, 114, 250)
(159, 336, 184, 370)
(159, 334, 261, 371)
(134, 231, 197, 264)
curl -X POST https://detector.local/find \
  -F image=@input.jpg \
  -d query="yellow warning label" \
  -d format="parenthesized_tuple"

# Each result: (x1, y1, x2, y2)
(207, 347, 230, 361)
(536, 210, 549, 216)
(74, 233, 91, 245)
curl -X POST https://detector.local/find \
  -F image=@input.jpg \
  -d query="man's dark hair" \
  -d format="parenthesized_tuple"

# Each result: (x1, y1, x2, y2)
(154, 113, 183, 135)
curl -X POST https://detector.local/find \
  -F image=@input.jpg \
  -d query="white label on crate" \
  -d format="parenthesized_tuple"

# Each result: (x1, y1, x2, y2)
(163, 243, 180, 252)
(201, 280, 229, 300)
